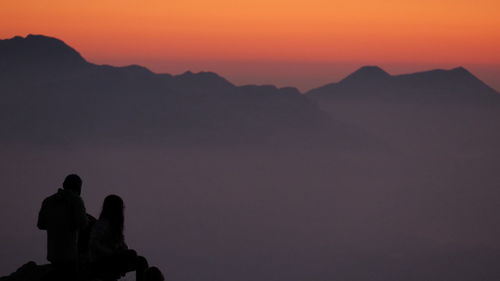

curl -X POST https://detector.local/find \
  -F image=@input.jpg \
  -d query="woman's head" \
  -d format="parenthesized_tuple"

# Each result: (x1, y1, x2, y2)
(99, 194, 125, 239)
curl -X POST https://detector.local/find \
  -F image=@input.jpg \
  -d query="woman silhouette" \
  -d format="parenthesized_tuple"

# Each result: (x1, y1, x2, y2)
(89, 195, 149, 281)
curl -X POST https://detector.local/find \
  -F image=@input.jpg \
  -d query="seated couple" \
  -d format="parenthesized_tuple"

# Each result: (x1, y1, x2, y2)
(37, 174, 164, 281)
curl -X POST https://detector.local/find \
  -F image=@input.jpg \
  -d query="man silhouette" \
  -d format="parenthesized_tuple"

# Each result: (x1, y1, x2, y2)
(37, 174, 88, 280)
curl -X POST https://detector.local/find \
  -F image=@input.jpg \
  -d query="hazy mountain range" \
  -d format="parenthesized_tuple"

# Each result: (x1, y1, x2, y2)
(307, 65, 498, 103)
(1, 34, 498, 146)
(0, 35, 328, 145)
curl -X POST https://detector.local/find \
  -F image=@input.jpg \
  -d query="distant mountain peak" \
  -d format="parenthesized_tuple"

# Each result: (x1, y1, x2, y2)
(307, 65, 499, 100)
(179, 70, 224, 79)
(0, 34, 87, 70)
(26, 34, 63, 42)
(398, 66, 491, 88)
(449, 66, 473, 76)
(341, 66, 391, 83)
(407, 66, 473, 77)
(3, 34, 81, 54)
(174, 70, 234, 88)
(357, 65, 388, 72)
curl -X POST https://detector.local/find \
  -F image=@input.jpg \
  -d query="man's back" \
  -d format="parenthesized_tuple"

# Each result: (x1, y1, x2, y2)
(38, 188, 87, 264)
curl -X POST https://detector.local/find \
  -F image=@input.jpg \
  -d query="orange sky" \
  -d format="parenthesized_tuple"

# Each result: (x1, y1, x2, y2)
(1, 0, 499, 90)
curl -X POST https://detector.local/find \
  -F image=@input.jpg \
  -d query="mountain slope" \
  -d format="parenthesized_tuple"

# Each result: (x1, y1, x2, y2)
(307, 66, 499, 103)
(0, 35, 332, 145)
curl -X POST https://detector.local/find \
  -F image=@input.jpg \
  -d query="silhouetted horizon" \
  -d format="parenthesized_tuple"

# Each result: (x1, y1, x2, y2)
(2, 34, 498, 94)
(0, 34, 336, 146)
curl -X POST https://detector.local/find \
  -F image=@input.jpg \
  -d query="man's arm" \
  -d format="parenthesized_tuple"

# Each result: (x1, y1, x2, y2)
(73, 197, 88, 230)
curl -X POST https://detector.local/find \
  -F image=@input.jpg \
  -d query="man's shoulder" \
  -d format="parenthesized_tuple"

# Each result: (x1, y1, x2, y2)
(42, 190, 61, 203)
(43, 189, 83, 205)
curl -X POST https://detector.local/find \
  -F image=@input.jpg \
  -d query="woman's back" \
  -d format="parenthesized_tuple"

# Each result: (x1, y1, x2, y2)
(89, 219, 128, 261)
(89, 194, 159, 281)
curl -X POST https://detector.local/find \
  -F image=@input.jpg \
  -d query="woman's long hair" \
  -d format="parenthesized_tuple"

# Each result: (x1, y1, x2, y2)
(99, 194, 125, 241)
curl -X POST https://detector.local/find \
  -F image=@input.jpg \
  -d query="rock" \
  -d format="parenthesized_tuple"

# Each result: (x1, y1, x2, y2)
(0, 262, 51, 281)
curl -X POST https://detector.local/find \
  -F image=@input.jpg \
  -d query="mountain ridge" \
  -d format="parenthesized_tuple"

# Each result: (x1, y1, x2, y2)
(307, 65, 499, 102)
(0, 34, 334, 146)
(0, 34, 87, 69)
(3, 35, 497, 97)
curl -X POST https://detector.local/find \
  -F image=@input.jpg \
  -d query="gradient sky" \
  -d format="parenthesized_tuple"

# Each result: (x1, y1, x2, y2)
(1, 0, 499, 91)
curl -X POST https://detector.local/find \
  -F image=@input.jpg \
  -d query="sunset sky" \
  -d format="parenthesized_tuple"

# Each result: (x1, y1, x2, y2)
(1, 0, 499, 91)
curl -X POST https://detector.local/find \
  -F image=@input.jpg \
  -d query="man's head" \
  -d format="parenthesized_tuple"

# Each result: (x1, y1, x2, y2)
(63, 174, 82, 195)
